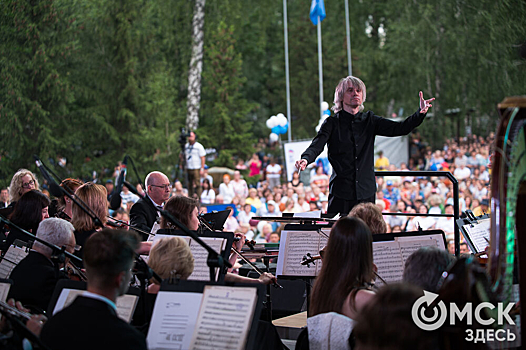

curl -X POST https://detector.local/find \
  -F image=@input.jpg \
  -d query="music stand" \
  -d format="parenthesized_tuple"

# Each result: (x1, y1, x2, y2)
(48, 279, 140, 322)
(200, 210, 230, 231)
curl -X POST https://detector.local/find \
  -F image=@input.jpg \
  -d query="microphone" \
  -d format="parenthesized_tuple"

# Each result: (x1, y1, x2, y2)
(123, 181, 140, 197)
(34, 155, 63, 197)
(109, 156, 127, 210)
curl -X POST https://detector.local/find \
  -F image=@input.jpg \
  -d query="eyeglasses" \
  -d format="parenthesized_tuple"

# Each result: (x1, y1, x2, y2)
(150, 184, 172, 190)
(22, 180, 35, 189)
(64, 244, 81, 251)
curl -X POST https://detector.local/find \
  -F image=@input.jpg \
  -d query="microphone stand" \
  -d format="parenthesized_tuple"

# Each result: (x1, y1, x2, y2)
(123, 182, 231, 282)
(106, 216, 151, 237)
(0, 215, 82, 269)
(34, 155, 104, 229)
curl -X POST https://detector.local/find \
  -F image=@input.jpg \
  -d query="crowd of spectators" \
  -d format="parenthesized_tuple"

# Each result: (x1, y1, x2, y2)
(0, 133, 493, 251)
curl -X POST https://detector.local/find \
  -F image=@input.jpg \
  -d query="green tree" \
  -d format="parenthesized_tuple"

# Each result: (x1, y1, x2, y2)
(0, 0, 78, 184)
(200, 21, 257, 167)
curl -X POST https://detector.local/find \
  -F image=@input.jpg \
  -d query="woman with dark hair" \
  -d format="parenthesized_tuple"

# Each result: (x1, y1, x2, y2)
(310, 216, 375, 319)
(160, 196, 200, 231)
(200, 179, 215, 205)
(159, 195, 276, 285)
(4, 190, 50, 248)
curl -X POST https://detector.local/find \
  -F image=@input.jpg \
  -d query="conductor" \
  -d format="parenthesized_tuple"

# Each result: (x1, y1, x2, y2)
(295, 76, 434, 215)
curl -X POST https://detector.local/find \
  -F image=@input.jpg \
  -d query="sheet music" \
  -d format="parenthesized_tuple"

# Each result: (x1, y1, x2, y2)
(189, 286, 257, 350)
(373, 241, 404, 284)
(0, 245, 29, 279)
(398, 239, 440, 265)
(294, 210, 321, 218)
(53, 289, 139, 322)
(278, 230, 321, 277)
(0, 282, 11, 302)
(463, 218, 490, 254)
(395, 233, 446, 251)
(147, 291, 203, 350)
(187, 237, 226, 281)
(316, 229, 330, 275)
(151, 235, 227, 281)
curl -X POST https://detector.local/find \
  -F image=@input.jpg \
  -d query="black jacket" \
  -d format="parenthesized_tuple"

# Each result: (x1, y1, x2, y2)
(130, 197, 158, 240)
(301, 109, 426, 200)
(8, 251, 65, 313)
(41, 296, 147, 350)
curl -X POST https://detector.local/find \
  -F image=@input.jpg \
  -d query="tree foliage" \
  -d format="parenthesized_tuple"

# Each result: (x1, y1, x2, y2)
(1, 0, 524, 185)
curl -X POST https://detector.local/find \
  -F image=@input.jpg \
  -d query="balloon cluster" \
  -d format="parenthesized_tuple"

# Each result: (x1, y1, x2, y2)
(266, 113, 289, 143)
(315, 101, 331, 132)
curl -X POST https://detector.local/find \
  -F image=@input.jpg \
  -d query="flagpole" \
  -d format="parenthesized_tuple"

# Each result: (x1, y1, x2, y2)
(344, 0, 352, 76)
(317, 15, 323, 121)
(283, 0, 292, 142)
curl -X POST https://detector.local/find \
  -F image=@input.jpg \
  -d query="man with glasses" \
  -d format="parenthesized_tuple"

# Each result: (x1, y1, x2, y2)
(8, 218, 76, 313)
(130, 171, 171, 239)
(41, 229, 146, 350)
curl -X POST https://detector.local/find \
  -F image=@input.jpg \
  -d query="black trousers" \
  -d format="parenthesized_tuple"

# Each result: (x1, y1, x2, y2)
(327, 194, 376, 216)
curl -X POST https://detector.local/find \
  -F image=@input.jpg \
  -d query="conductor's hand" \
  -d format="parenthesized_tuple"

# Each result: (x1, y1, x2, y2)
(258, 272, 277, 285)
(295, 159, 307, 171)
(419, 91, 435, 114)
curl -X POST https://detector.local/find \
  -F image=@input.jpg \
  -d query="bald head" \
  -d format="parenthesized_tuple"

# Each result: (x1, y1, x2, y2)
(145, 171, 171, 205)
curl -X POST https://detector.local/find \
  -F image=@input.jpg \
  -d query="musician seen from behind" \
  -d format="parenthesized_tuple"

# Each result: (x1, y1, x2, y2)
(8, 218, 76, 314)
(305, 217, 376, 349)
(41, 229, 147, 350)
(295, 76, 435, 215)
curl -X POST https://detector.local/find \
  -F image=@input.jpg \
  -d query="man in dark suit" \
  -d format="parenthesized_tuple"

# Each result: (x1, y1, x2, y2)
(41, 229, 146, 350)
(8, 218, 76, 313)
(130, 171, 171, 239)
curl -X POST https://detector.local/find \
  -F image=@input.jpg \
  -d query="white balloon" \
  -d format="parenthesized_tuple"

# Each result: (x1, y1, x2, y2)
(321, 101, 329, 111)
(266, 118, 275, 129)
(277, 115, 288, 127)
(269, 133, 279, 143)
(269, 116, 279, 128)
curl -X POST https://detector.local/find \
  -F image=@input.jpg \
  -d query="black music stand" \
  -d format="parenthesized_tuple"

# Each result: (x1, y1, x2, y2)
(200, 210, 230, 231)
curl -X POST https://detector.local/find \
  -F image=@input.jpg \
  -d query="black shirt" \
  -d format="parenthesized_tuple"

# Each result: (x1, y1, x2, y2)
(301, 109, 426, 200)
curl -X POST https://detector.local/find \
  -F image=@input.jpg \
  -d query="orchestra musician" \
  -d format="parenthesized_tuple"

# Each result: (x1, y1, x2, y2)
(130, 171, 171, 239)
(309, 217, 376, 319)
(71, 183, 108, 264)
(158, 195, 277, 285)
(3, 190, 50, 250)
(41, 229, 147, 350)
(53, 178, 84, 221)
(8, 218, 76, 314)
(147, 236, 195, 294)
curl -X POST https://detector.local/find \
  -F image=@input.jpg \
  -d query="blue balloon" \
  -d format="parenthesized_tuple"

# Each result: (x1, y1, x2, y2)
(271, 126, 281, 134)
(323, 109, 331, 116)
(279, 124, 288, 134)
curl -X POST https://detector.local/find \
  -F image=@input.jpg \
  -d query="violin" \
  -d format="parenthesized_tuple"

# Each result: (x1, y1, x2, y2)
(65, 261, 87, 282)
(301, 253, 321, 267)
(233, 236, 256, 249)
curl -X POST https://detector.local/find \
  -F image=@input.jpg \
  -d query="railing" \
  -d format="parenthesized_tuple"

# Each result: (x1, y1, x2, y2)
(375, 171, 460, 257)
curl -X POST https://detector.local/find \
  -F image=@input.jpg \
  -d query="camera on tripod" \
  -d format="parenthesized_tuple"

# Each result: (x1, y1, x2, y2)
(178, 128, 191, 148)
